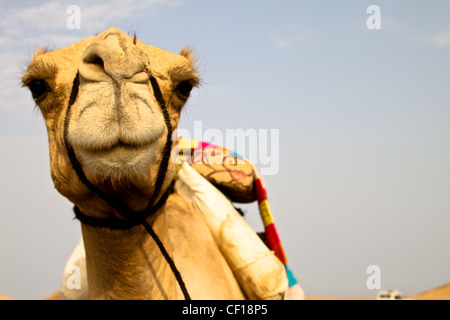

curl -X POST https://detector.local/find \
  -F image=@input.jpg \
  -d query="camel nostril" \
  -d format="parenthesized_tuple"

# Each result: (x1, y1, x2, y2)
(82, 52, 105, 72)
(79, 50, 110, 82)
(85, 55, 104, 68)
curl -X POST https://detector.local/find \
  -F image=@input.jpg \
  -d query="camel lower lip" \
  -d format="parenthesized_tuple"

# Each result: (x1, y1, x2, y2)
(77, 142, 153, 169)
(78, 140, 150, 154)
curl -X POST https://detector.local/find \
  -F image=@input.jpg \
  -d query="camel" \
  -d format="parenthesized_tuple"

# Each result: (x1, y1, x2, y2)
(21, 27, 296, 300)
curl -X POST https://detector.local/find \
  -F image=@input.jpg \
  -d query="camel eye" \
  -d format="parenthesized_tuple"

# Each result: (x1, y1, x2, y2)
(175, 81, 193, 100)
(27, 79, 49, 100)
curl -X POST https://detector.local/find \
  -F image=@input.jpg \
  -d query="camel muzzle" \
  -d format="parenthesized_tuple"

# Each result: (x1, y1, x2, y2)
(79, 28, 149, 82)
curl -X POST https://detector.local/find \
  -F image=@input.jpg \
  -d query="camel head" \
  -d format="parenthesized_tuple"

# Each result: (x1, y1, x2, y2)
(22, 28, 199, 218)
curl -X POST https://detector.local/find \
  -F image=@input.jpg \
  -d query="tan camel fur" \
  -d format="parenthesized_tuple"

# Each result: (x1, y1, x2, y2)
(22, 28, 287, 300)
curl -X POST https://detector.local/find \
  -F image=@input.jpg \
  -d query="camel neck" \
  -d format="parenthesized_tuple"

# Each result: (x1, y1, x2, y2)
(80, 208, 179, 300)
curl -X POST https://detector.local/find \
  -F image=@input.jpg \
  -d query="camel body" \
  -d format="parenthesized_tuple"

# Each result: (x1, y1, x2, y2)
(62, 161, 294, 300)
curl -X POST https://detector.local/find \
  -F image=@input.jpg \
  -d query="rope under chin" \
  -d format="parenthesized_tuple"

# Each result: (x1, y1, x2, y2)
(64, 71, 191, 300)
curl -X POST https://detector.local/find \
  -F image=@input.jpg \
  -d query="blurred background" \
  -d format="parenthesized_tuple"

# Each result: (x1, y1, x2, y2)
(0, 0, 449, 299)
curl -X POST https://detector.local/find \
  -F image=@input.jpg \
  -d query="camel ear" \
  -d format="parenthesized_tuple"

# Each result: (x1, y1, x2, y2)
(180, 47, 197, 68)
(33, 47, 49, 58)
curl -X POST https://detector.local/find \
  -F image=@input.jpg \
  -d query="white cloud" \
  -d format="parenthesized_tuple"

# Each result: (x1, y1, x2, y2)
(379, 17, 412, 34)
(359, 15, 450, 49)
(0, 0, 184, 115)
(267, 29, 312, 49)
(0, 0, 182, 47)
(268, 35, 291, 49)
(422, 30, 450, 48)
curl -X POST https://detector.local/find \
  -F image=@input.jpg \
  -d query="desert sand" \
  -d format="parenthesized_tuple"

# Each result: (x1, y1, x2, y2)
(1, 283, 448, 300)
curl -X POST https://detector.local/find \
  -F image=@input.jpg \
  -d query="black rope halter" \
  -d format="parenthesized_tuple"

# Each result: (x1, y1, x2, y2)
(63, 70, 191, 300)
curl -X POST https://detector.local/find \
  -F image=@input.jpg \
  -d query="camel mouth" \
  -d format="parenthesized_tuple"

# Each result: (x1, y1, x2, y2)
(78, 139, 151, 154)
(67, 81, 167, 171)
(75, 139, 157, 177)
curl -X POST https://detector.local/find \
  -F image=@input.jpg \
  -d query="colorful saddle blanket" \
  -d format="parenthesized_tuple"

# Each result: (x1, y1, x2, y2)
(176, 138, 299, 290)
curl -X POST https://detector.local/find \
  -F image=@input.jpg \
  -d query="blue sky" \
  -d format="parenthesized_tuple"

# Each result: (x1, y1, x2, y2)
(0, 0, 449, 299)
